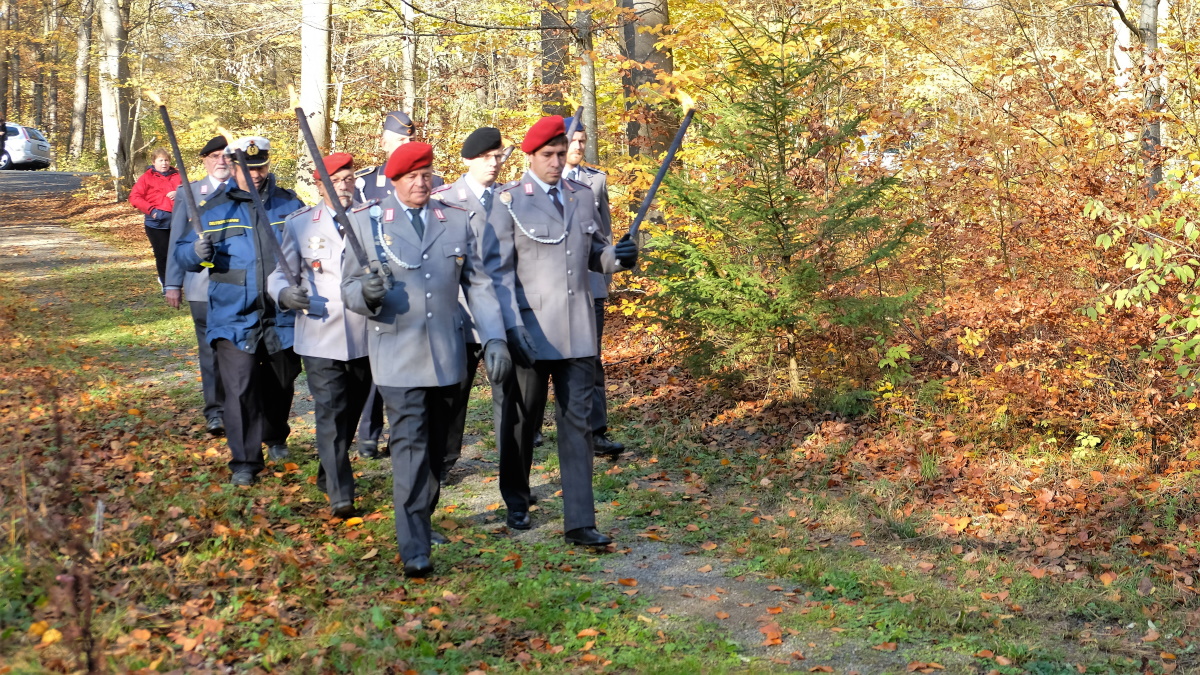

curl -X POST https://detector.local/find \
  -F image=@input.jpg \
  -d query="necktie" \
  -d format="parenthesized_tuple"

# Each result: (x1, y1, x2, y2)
(481, 188, 493, 214)
(568, 169, 578, 182)
(548, 186, 563, 216)
(408, 208, 425, 240)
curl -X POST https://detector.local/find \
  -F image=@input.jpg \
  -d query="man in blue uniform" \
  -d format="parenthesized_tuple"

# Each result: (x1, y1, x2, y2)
(173, 136, 306, 485)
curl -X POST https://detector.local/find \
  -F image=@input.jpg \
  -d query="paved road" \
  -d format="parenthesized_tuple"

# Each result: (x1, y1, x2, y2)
(0, 170, 94, 197)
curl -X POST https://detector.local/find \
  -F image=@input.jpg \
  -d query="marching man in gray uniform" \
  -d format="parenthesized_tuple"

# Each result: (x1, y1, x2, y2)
(164, 135, 232, 436)
(269, 152, 372, 519)
(342, 142, 512, 577)
(432, 126, 507, 485)
(487, 115, 639, 548)
(562, 116, 623, 457)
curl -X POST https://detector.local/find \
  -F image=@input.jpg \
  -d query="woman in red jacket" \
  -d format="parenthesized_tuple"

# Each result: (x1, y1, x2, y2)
(129, 148, 182, 287)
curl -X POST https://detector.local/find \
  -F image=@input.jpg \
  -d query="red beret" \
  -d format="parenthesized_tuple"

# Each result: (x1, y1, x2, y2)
(384, 142, 434, 180)
(521, 115, 566, 154)
(313, 152, 354, 183)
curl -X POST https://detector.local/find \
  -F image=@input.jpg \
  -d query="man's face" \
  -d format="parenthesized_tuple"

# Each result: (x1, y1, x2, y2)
(233, 160, 270, 192)
(391, 168, 433, 208)
(319, 167, 356, 208)
(566, 130, 586, 167)
(463, 148, 505, 187)
(528, 141, 567, 185)
(203, 151, 231, 181)
(381, 130, 411, 156)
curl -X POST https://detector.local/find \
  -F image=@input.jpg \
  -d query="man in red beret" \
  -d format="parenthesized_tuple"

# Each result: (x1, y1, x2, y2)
(342, 142, 512, 577)
(486, 116, 639, 548)
(268, 153, 377, 518)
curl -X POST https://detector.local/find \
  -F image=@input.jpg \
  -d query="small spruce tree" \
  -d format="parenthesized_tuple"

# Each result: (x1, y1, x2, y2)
(645, 10, 918, 406)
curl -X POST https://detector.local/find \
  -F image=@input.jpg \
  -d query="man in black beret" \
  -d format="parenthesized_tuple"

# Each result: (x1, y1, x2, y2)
(163, 135, 233, 436)
(430, 126, 508, 488)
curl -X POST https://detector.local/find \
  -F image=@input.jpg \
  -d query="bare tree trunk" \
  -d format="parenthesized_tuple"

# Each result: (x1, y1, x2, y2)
(575, 9, 598, 163)
(0, 0, 10, 124)
(69, 0, 93, 159)
(11, 0, 21, 121)
(540, 0, 569, 116)
(621, 0, 673, 156)
(33, 4, 47, 129)
(298, 0, 331, 188)
(48, 4, 59, 148)
(1139, 0, 1161, 200)
(98, 0, 132, 199)
(400, 0, 416, 113)
(1111, 0, 1134, 96)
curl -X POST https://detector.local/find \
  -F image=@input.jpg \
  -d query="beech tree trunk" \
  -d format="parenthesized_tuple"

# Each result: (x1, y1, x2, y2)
(576, 9, 598, 163)
(69, 0, 93, 159)
(400, 0, 416, 113)
(540, 1, 569, 116)
(0, 0, 10, 124)
(1139, 0, 1161, 199)
(298, 0, 331, 188)
(98, 0, 132, 199)
(622, 0, 673, 156)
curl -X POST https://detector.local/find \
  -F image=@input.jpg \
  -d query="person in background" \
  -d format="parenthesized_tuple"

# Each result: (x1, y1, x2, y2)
(129, 147, 182, 288)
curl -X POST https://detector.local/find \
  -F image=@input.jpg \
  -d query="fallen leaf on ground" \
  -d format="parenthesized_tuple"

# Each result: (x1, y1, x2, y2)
(874, 642, 897, 651)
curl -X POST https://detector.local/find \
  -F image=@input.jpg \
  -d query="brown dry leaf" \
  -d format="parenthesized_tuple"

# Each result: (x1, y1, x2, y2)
(760, 622, 783, 646)
(715, 611, 730, 619)
(898, 593, 916, 603)
(1138, 577, 1153, 596)
(502, 553, 523, 570)
(686, 523, 700, 531)
(916, 562, 936, 572)
(995, 656, 1012, 666)
(485, 502, 501, 511)
(283, 462, 300, 471)
(131, 628, 151, 641)
(698, 564, 713, 573)
(809, 667, 833, 673)
(1144, 629, 1161, 643)
(1099, 571, 1117, 586)
(701, 542, 718, 551)
(767, 585, 784, 591)
(577, 628, 600, 637)
(975, 649, 994, 658)
(1029, 568, 1047, 579)
(361, 548, 378, 560)
(439, 519, 459, 531)
(240, 557, 257, 571)
(618, 578, 638, 587)
(850, 539, 867, 547)
(873, 642, 897, 651)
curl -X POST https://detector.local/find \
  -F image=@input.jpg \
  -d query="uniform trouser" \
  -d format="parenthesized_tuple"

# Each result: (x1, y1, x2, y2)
(304, 355, 372, 505)
(443, 342, 506, 480)
(377, 384, 456, 562)
(188, 301, 224, 423)
(213, 341, 302, 474)
(357, 386, 386, 445)
(498, 357, 597, 532)
(590, 298, 609, 435)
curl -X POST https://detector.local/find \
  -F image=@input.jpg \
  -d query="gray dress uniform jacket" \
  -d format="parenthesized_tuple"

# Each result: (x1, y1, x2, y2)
(341, 194, 506, 388)
(267, 203, 370, 362)
(485, 171, 628, 361)
(432, 176, 493, 344)
(564, 165, 614, 300)
(165, 176, 227, 299)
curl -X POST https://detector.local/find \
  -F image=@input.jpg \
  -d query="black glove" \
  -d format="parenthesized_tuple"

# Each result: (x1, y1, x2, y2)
(361, 273, 387, 308)
(614, 233, 638, 268)
(278, 285, 311, 311)
(483, 339, 512, 384)
(194, 235, 213, 261)
(506, 326, 538, 368)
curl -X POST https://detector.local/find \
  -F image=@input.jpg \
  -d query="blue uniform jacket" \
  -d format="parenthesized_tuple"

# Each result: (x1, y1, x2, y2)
(173, 175, 305, 353)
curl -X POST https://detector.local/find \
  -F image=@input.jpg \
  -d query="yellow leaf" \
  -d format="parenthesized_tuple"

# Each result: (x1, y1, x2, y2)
(28, 621, 48, 637)
(41, 628, 63, 645)
(343, 517, 363, 527)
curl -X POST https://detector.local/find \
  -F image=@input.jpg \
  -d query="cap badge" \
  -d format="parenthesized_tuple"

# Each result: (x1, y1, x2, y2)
(246, 144, 259, 157)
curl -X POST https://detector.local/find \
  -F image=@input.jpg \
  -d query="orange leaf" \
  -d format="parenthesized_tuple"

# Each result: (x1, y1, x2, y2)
(767, 607, 783, 614)
(715, 611, 730, 619)
(1029, 568, 1047, 579)
(618, 578, 638, 587)
(577, 628, 599, 637)
(1144, 629, 1161, 643)
(873, 642, 897, 651)
(701, 542, 718, 551)
(1099, 571, 1117, 586)
(698, 565, 713, 573)
(809, 667, 834, 673)
(850, 539, 867, 547)
(283, 462, 299, 471)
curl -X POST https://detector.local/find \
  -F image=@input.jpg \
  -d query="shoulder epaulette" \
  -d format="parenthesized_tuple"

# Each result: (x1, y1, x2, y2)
(351, 199, 378, 213)
(286, 205, 314, 219)
(582, 165, 606, 176)
(430, 183, 452, 194)
(565, 177, 590, 191)
(354, 166, 376, 178)
(437, 200, 467, 211)
(498, 181, 522, 193)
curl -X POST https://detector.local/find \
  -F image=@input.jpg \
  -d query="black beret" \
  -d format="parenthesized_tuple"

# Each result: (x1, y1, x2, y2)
(198, 136, 228, 157)
(461, 127, 502, 159)
(383, 111, 415, 136)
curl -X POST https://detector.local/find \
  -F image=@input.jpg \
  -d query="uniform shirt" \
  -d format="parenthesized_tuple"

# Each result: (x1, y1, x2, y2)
(173, 175, 305, 353)
(267, 202, 371, 362)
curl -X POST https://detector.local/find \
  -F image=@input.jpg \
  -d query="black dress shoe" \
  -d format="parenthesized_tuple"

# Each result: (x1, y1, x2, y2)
(533, 431, 545, 447)
(506, 511, 532, 530)
(358, 441, 380, 460)
(231, 471, 257, 486)
(403, 555, 432, 577)
(593, 434, 625, 457)
(267, 444, 290, 461)
(564, 527, 612, 548)
(331, 501, 355, 519)
(206, 418, 225, 436)
(431, 531, 449, 546)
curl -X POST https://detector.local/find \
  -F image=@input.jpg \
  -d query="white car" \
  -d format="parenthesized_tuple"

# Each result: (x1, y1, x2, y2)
(2, 123, 52, 169)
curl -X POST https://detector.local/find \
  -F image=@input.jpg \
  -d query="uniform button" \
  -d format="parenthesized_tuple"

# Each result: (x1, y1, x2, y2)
(425, 292, 432, 298)
(374, 326, 380, 331)
(422, 254, 429, 260)
(568, 289, 574, 295)
(566, 250, 572, 255)
(426, 312, 433, 318)
(425, 273, 431, 279)
(530, 229, 536, 234)
(454, 247, 461, 253)
(567, 270, 573, 275)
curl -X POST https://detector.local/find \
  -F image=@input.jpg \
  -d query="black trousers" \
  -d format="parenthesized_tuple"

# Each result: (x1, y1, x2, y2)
(144, 225, 171, 285)
(213, 340, 301, 474)
(357, 385, 386, 445)
(443, 342, 505, 480)
(188, 301, 224, 423)
(304, 355, 373, 505)
(591, 298, 609, 435)
(378, 384, 456, 561)
(498, 357, 597, 531)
